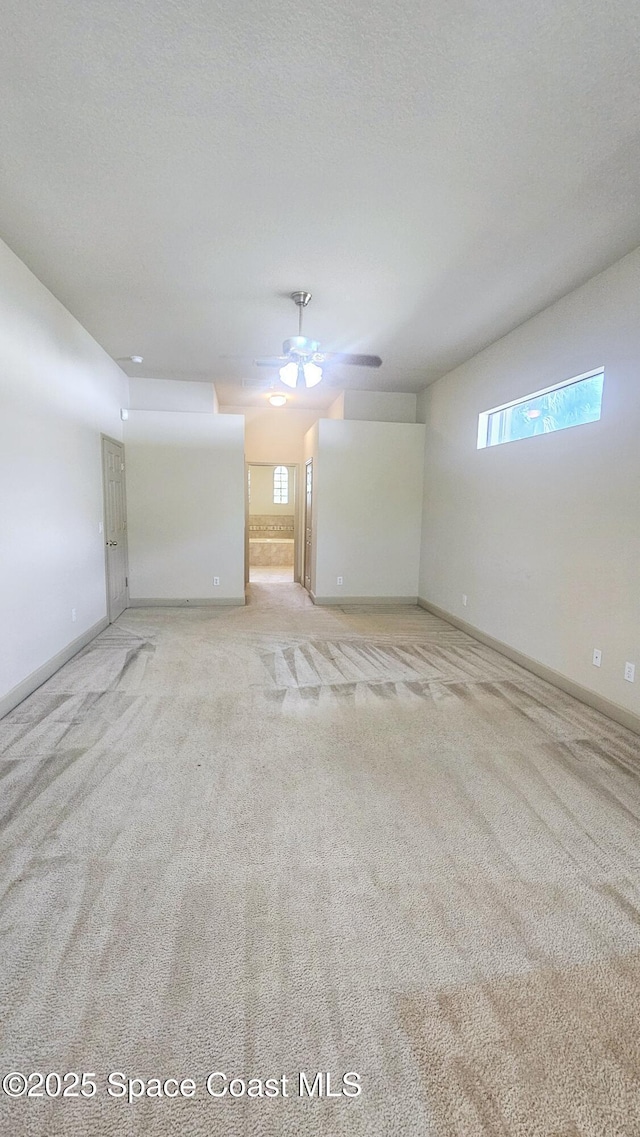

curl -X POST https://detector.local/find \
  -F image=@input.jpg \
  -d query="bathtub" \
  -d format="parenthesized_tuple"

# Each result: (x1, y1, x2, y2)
(249, 537, 294, 566)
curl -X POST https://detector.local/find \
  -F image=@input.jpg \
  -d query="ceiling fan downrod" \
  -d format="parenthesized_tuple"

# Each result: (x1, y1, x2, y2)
(282, 291, 319, 360)
(290, 290, 312, 336)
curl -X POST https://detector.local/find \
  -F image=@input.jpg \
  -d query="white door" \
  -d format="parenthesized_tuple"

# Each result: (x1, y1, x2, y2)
(102, 436, 129, 622)
(304, 459, 313, 592)
(245, 463, 250, 586)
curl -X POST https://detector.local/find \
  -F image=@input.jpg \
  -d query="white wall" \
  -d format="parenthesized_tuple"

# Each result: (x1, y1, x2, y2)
(326, 393, 345, 419)
(0, 237, 128, 710)
(220, 404, 319, 465)
(342, 390, 417, 422)
(129, 377, 217, 413)
(418, 245, 640, 720)
(306, 419, 425, 602)
(124, 411, 245, 602)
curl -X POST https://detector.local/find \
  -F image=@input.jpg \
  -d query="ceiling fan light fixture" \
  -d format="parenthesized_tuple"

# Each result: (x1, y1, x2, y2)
(269, 393, 287, 407)
(279, 361, 298, 388)
(257, 290, 382, 383)
(303, 361, 323, 388)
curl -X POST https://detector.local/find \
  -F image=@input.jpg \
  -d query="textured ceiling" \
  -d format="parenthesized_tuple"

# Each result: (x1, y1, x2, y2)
(2, 0, 640, 404)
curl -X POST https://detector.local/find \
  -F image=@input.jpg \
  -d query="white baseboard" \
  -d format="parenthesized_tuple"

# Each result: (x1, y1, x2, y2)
(0, 617, 109, 720)
(128, 597, 246, 607)
(418, 597, 640, 737)
(311, 595, 418, 607)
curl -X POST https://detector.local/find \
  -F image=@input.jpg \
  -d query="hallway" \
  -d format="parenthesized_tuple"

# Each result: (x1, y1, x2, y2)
(2, 591, 640, 1135)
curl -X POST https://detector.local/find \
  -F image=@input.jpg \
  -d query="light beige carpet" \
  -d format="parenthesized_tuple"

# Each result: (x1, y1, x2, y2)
(1, 584, 640, 1136)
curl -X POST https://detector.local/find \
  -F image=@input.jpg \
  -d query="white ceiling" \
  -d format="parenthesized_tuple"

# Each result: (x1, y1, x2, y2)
(2, 0, 640, 406)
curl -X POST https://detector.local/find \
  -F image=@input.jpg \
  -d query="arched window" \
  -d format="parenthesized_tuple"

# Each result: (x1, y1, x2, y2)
(273, 465, 289, 504)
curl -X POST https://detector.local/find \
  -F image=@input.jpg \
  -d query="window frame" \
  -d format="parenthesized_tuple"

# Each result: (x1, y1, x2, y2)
(477, 367, 605, 450)
(273, 465, 289, 505)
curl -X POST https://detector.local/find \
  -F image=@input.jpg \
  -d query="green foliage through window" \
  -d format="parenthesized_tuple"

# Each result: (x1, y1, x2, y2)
(478, 370, 604, 449)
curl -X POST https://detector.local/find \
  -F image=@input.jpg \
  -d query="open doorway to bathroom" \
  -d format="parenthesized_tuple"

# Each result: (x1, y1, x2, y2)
(246, 463, 298, 583)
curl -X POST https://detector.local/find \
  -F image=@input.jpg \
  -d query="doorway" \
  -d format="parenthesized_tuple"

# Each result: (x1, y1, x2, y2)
(246, 463, 298, 583)
(101, 435, 129, 622)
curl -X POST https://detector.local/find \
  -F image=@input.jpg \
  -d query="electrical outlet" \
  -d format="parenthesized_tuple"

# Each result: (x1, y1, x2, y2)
(592, 648, 602, 667)
(336, 576, 343, 586)
(71, 608, 77, 622)
(213, 577, 220, 586)
(624, 662, 635, 683)
(462, 594, 468, 607)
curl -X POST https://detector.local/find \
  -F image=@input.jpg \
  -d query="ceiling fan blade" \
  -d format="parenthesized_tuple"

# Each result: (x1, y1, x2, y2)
(321, 352, 382, 368)
(254, 356, 289, 367)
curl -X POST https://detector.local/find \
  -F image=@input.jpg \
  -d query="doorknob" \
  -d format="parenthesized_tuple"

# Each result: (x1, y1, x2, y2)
(107, 540, 118, 547)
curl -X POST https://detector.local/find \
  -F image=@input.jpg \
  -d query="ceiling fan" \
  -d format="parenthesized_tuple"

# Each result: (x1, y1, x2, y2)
(254, 291, 382, 388)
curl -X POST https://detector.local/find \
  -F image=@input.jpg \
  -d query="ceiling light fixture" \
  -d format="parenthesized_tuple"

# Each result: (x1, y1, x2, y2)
(269, 393, 287, 407)
(277, 297, 324, 388)
(129, 355, 144, 364)
(279, 360, 323, 389)
(278, 361, 298, 388)
(255, 291, 382, 386)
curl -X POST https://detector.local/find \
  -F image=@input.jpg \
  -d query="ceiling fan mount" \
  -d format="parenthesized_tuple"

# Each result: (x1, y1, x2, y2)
(254, 291, 382, 388)
(290, 290, 312, 310)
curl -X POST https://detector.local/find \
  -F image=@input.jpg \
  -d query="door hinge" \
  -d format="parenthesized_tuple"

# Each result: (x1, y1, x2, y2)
(125, 576, 128, 588)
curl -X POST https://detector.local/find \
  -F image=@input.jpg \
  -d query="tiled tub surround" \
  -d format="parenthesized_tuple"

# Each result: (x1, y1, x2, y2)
(248, 514, 294, 539)
(249, 538, 294, 566)
(248, 514, 295, 566)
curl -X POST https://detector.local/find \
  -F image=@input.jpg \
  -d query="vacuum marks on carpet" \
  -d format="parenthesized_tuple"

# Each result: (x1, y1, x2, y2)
(260, 637, 516, 698)
(397, 949, 640, 1136)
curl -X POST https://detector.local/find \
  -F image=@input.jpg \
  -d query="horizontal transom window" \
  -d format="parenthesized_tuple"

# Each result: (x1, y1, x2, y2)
(477, 368, 604, 449)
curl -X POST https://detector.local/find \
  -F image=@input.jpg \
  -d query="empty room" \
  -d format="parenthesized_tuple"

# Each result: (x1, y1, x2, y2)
(1, 1, 639, 1135)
